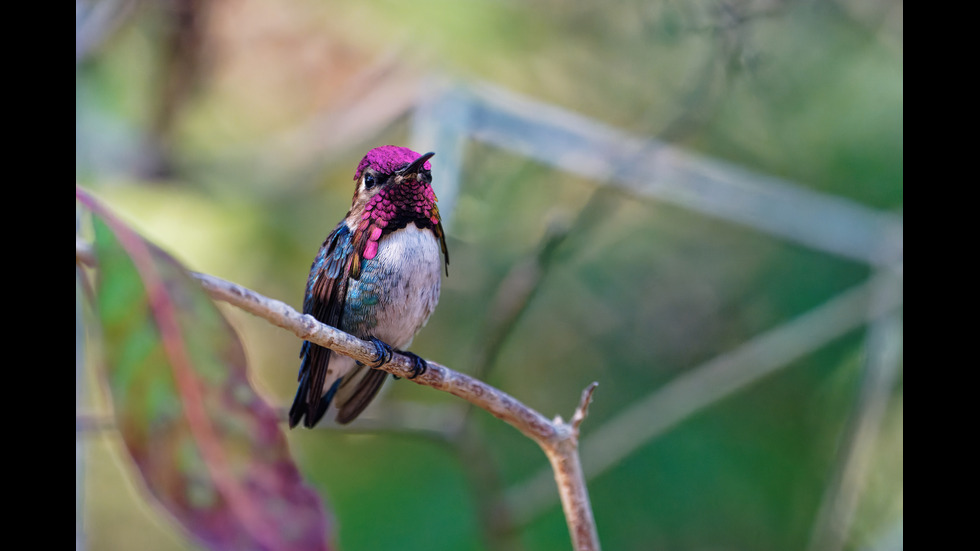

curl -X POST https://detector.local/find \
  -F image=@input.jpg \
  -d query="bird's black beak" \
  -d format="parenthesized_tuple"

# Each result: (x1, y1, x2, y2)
(397, 152, 435, 178)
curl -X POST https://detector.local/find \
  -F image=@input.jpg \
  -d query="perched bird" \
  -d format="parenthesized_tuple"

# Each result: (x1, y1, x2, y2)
(289, 146, 449, 428)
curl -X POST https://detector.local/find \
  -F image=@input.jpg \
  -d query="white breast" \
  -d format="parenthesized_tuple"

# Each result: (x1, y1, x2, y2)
(369, 223, 443, 348)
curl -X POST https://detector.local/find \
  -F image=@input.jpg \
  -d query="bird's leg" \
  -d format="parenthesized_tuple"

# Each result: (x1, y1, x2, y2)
(366, 337, 394, 368)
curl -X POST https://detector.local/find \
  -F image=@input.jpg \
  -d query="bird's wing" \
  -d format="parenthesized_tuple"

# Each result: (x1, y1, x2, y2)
(289, 222, 357, 428)
(433, 213, 450, 276)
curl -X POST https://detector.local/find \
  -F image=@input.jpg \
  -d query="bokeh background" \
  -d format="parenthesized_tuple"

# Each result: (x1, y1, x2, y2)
(76, 0, 903, 550)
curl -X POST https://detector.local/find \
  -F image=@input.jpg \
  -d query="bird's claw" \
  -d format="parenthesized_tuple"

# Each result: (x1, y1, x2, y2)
(367, 337, 394, 368)
(391, 350, 428, 380)
(405, 351, 429, 379)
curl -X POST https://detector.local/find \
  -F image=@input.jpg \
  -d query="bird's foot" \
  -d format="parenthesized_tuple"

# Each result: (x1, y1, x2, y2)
(367, 337, 394, 368)
(392, 350, 428, 380)
(404, 351, 429, 380)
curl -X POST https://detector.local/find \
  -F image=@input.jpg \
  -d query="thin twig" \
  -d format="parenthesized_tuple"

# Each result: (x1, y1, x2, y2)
(570, 383, 599, 433)
(807, 265, 904, 551)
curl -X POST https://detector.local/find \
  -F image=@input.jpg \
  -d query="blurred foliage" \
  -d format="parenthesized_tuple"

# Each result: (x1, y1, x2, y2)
(77, 0, 902, 550)
(86, 197, 331, 550)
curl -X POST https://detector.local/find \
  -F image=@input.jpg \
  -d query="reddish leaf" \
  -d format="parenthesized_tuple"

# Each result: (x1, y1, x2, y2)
(79, 187, 331, 551)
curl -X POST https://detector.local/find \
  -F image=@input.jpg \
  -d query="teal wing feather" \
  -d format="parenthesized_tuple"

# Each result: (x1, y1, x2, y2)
(289, 223, 356, 428)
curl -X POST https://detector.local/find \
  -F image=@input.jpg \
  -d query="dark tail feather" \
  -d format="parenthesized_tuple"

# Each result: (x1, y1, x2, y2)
(287, 369, 310, 428)
(335, 369, 388, 424)
(288, 370, 341, 428)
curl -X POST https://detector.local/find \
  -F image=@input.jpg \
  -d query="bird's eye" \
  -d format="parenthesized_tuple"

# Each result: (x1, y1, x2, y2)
(364, 174, 377, 189)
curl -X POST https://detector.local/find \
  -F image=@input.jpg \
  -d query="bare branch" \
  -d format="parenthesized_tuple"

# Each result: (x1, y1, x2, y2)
(195, 272, 564, 441)
(807, 265, 904, 551)
(191, 270, 602, 550)
(571, 382, 599, 433)
(546, 400, 601, 551)
(435, 83, 902, 266)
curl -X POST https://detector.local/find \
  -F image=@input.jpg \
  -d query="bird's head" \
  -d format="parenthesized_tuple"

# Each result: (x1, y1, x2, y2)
(346, 146, 440, 232)
(351, 146, 434, 204)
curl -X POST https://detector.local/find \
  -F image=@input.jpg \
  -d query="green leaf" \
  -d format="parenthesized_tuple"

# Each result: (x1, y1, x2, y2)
(85, 188, 331, 551)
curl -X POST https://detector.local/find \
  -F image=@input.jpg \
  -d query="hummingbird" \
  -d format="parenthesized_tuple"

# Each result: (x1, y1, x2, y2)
(288, 146, 449, 428)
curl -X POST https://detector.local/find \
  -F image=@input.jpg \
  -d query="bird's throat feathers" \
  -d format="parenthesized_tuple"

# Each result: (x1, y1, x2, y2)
(348, 179, 442, 247)
(343, 179, 444, 281)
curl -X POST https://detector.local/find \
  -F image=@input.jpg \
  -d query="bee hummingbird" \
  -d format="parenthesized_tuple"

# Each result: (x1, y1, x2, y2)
(289, 146, 449, 428)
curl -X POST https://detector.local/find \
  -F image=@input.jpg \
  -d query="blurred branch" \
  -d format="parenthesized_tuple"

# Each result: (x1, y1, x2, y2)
(185, 269, 603, 551)
(456, 423, 526, 551)
(471, 217, 573, 382)
(82, 383, 466, 442)
(831, 0, 904, 55)
(468, 177, 622, 386)
(862, 515, 903, 551)
(453, 189, 622, 548)
(448, 214, 576, 551)
(435, 83, 902, 266)
(507, 268, 904, 524)
(808, 264, 904, 551)
(76, 0, 138, 63)
(688, 0, 786, 33)
(311, 401, 468, 443)
(139, 0, 210, 179)
(76, 412, 116, 433)
(654, 0, 773, 144)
